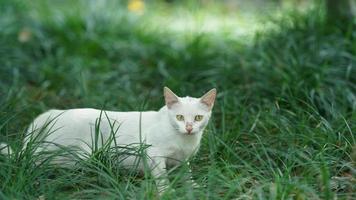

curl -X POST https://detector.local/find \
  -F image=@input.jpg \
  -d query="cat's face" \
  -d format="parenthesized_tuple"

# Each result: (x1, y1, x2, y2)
(164, 87, 216, 135)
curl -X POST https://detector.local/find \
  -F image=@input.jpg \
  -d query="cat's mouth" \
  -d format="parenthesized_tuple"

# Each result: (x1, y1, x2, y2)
(184, 131, 196, 135)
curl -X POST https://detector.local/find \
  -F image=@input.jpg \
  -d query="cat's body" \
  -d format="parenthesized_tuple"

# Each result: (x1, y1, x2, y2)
(28, 107, 201, 168)
(24, 87, 217, 193)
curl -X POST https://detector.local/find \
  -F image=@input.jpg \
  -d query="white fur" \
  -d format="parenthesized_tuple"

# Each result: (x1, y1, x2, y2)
(26, 87, 216, 192)
(0, 142, 12, 155)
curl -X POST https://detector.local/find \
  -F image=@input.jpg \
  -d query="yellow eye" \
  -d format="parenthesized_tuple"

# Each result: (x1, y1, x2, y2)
(195, 115, 203, 121)
(176, 115, 184, 121)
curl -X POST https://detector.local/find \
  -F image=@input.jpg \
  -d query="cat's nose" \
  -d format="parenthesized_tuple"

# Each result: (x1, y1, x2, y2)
(186, 125, 193, 133)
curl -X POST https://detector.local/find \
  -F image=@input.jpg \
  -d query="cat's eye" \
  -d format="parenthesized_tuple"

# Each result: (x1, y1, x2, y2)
(194, 115, 203, 121)
(176, 115, 184, 121)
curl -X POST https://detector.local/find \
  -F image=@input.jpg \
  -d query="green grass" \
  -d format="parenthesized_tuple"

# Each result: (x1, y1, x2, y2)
(0, 0, 355, 199)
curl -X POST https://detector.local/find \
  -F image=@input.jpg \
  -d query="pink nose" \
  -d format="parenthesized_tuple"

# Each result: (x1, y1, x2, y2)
(186, 126, 193, 133)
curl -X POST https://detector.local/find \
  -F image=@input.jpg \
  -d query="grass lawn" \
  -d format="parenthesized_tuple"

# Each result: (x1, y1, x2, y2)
(0, 0, 355, 199)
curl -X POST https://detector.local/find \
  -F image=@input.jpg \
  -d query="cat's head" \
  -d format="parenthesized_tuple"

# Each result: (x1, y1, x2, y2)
(164, 87, 216, 135)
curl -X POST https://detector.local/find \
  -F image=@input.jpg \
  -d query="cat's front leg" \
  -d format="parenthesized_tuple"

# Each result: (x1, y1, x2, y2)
(149, 157, 171, 194)
(187, 161, 200, 188)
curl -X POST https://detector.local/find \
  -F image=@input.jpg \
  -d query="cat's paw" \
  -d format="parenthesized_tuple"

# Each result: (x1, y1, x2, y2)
(191, 180, 200, 188)
(157, 184, 175, 194)
(188, 179, 205, 189)
(189, 178, 207, 189)
(157, 187, 176, 197)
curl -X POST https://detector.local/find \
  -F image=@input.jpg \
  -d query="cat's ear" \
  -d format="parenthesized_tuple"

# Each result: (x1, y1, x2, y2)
(164, 87, 179, 108)
(200, 88, 217, 110)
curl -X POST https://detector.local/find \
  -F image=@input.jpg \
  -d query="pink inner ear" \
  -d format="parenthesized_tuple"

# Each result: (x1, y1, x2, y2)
(166, 98, 178, 108)
(200, 89, 216, 109)
(201, 96, 214, 107)
(164, 87, 179, 108)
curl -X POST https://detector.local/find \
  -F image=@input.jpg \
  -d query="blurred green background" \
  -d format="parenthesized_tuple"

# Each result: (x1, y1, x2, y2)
(0, 0, 355, 199)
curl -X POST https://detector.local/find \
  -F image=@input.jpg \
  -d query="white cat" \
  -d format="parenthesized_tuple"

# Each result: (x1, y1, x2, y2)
(24, 87, 216, 192)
